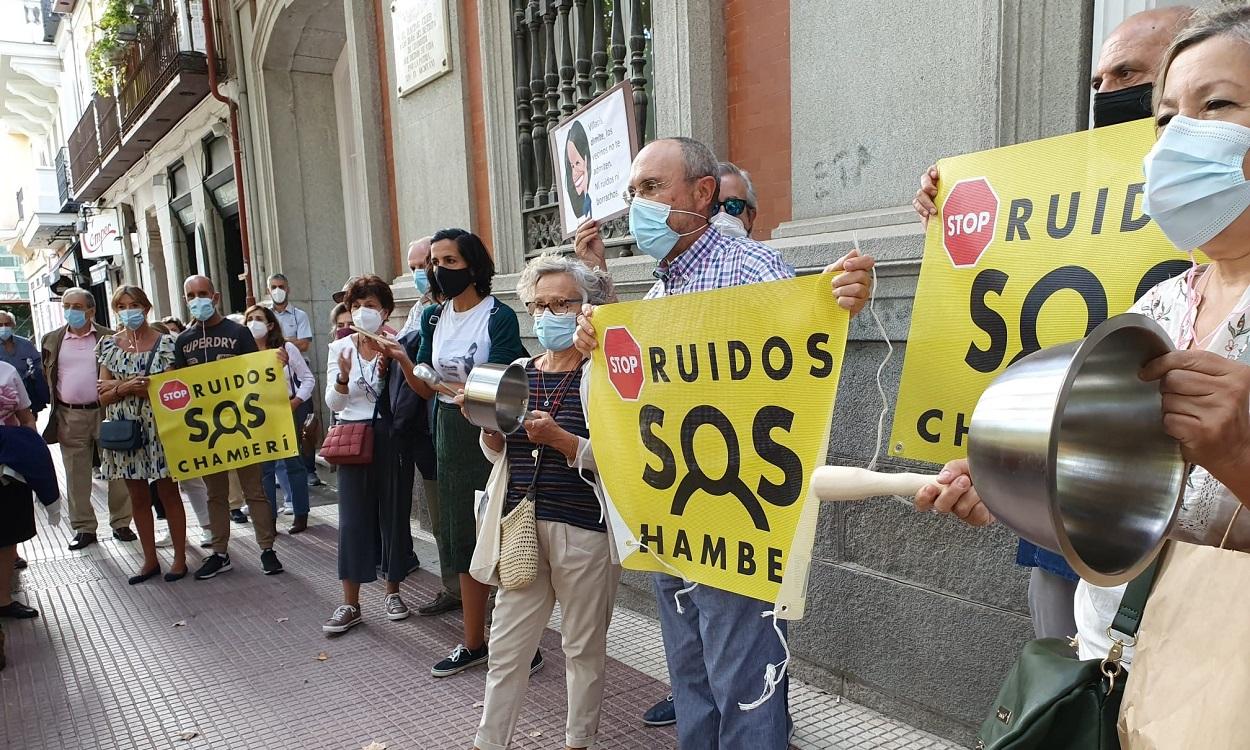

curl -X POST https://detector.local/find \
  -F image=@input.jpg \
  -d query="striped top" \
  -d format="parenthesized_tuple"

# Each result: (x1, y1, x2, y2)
(504, 360, 604, 533)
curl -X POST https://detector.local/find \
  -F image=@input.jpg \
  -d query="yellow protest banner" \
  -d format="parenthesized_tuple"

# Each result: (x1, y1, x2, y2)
(147, 350, 298, 480)
(589, 274, 848, 613)
(890, 119, 1197, 465)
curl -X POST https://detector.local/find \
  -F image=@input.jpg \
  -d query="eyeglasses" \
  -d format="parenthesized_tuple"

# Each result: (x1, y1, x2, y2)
(622, 176, 695, 205)
(526, 298, 584, 316)
(357, 376, 379, 403)
(717, 198, 752, 217)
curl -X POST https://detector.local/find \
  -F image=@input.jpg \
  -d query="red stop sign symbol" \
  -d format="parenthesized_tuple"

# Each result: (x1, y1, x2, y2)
(941, 177, 1000, 268)
(603, 326, 644, 401)
(158, 379, 191, 411)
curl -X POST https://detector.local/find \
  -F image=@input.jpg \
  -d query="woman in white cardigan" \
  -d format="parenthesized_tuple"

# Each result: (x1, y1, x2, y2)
(465, 253, 627, 750)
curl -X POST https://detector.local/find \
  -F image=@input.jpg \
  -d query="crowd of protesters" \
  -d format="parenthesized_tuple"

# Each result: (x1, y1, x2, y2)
(10, 7, 1250, 748)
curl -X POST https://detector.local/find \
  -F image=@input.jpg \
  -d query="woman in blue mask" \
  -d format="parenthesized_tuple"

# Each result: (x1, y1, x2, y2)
(96, 285, 187, 584)
(460, 252, 621, 750)
(917, 5, 1250, 672)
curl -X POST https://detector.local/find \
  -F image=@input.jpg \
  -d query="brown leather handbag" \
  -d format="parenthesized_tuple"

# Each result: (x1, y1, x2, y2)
(318, 421, 373, 465)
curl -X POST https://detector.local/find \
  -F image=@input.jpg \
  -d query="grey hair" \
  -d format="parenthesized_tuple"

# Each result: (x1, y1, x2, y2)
(62, 287, 95, 308)
(268, 273, 288, 284)
(1154, 6, 1244, 114)
(517, 252, 609, 306)
(716, 161, 758, 208)
(0, 309, 13, 324)
(666, 136, 719, 182)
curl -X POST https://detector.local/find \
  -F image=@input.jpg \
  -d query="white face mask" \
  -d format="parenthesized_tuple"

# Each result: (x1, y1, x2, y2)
(710, 212, 749, 238)
(351, 306, 384, 333)
(247, 320, 269, 340)
(270, 288, 287, 304)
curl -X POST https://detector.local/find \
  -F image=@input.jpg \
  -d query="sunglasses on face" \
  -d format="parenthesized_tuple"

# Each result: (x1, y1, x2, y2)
(717, 198, 751, 217)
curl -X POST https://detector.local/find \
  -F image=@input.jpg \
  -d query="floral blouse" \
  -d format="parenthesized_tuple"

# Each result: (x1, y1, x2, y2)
(1076, 266, 1250, 666)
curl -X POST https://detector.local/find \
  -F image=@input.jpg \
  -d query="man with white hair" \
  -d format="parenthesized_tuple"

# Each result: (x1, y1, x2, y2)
(709, 161, 759, 240)
(41, 288, 135, 550)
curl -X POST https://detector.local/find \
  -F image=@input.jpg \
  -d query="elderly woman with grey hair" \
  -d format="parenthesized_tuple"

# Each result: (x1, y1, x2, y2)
(464, 251, 621, 750)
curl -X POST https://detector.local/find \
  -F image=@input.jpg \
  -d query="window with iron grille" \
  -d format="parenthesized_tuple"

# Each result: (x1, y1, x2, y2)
(511, 0, 654, 258)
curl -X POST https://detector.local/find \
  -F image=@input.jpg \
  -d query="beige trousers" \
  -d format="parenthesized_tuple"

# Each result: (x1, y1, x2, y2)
(202, 465, 275, 554)
(475, 521, 620, 750)
(55, 406, 131, 534)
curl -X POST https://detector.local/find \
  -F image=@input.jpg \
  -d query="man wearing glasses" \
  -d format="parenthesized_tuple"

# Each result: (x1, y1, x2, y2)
(573, 138, 875, 747)
(710, 162, 758, 239)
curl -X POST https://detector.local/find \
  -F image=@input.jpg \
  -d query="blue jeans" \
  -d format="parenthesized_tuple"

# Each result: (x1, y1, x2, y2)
(261, 456, 309, 517)
(653, 573, 790, 749)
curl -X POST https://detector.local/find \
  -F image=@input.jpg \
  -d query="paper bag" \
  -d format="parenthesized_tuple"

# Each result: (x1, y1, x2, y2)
(1118, 541, 1250, 749)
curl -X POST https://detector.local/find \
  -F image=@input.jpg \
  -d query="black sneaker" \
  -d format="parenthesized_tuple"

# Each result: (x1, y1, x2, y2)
(260, 549, 284, 575)
(418, 591, 463, 616)
(643, 693, 677, 727)
(230, 509, 249, 524)
(194, 554, 232, 580)
(530, 649, 544, 676)
(431, 643, 489, 678)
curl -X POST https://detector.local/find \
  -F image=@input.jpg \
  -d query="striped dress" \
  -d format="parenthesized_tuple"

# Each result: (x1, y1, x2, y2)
(503, 361, 603, 533)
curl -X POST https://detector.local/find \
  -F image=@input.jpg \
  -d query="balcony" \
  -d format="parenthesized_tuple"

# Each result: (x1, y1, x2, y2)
(66, 0, 222, 203)
(17, 166, 77, 251)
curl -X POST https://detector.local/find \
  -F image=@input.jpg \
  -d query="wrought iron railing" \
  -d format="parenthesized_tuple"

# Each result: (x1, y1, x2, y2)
(117, 1, 212, 129)
(55, 147, 76, 212)
(96, 94, 121, 156)
(513, 0, 653, 257)
(67, 99, 99, 194)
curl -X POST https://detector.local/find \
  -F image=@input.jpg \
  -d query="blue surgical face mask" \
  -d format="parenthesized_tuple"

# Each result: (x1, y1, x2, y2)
(64, 308, 88, 330)
(188, 296, 216, 322)
(628, 196, 708, 261)
(412, 268, 430, 296)
(0, 327, 12, 341)
(119, 309, 145, 330)
(534, 310, 578, 352)
(1143, 115, 1250, 250)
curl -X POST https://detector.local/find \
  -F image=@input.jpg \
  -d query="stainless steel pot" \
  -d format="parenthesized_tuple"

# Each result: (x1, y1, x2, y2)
(968, 313, 1187, 587)
(463, 363, 530, 435)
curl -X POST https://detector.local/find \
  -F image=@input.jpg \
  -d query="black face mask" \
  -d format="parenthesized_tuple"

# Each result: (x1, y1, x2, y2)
(434, 266, 474, 299)
(1092, 82, 1154, 128)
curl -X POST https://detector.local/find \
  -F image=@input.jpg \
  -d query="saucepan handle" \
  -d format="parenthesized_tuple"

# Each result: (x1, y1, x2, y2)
(810, 466, 937, 502)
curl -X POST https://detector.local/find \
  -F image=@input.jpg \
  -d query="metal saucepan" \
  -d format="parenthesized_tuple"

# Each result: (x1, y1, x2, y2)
(967, 313, 1186, 586)
(462, 363, 531, 435)
(810, 313, 1187, 587)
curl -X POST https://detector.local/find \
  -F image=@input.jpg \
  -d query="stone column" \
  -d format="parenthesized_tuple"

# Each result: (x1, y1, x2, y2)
(649, 0, 727, 153)
(478, 0, 525, 275)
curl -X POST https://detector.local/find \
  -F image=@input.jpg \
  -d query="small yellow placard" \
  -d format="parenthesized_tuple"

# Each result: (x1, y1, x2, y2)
(148, 350, 298, 480)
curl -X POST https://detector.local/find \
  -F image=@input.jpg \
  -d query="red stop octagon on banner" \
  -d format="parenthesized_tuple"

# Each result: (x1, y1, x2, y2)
(941, 177, 999, 268)
(158, 380, 191, 411)
(603, 326, 644, 401)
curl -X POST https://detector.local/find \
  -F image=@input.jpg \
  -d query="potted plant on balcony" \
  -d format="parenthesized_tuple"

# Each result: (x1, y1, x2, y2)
(86, 0, 137, 97)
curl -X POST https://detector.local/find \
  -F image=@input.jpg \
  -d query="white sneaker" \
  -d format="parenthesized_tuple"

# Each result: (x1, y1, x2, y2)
(282, 505, 294, 516)
(199, 529, 214, 548)
(155, 532, 173, 548)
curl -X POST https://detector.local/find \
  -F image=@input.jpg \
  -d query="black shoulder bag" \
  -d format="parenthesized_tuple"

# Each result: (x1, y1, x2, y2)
(100, 338, 163, 452)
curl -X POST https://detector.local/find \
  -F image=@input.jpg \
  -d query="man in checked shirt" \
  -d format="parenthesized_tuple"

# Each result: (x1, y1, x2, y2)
(574, 137, 875, 749)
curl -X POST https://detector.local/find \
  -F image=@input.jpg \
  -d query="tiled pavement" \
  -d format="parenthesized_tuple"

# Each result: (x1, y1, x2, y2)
(2, 451, 962, 750)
